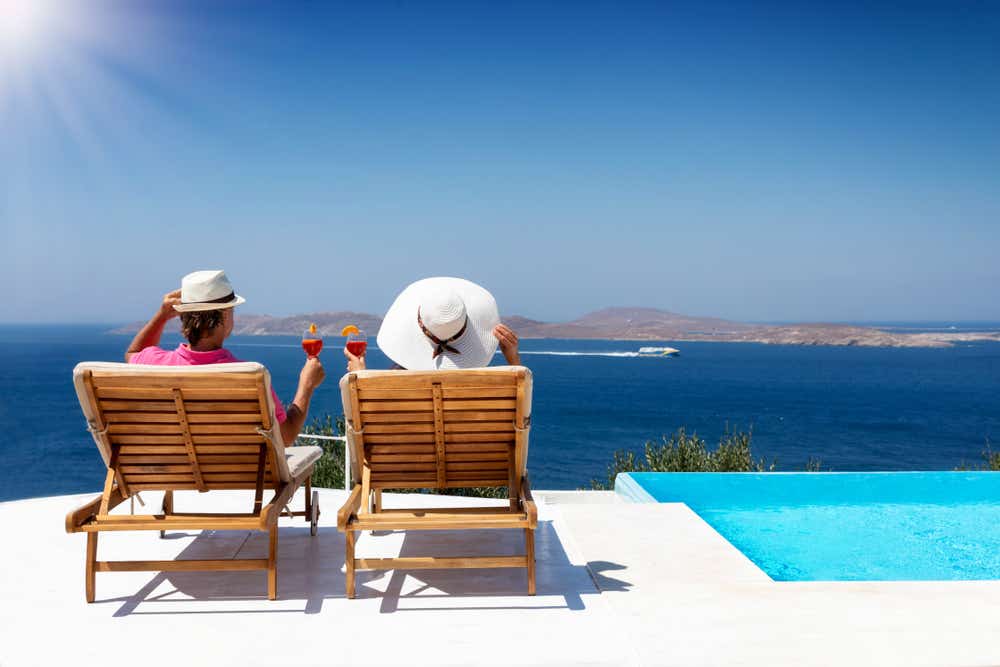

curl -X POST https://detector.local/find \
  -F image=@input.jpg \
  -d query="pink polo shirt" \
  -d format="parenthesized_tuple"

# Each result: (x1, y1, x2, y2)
(128, 344, 287, 423)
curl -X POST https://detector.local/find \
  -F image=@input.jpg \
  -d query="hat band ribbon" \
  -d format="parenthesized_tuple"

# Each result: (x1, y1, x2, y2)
(183, 291, 235, 306)
(417, 311, 467, 358)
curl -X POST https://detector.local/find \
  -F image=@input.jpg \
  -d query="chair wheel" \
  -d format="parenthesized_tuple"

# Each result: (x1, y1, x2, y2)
(310, 490, 320, 536)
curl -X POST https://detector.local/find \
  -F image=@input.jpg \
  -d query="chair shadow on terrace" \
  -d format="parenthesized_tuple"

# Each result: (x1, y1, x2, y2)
(107, 519, 631, 617)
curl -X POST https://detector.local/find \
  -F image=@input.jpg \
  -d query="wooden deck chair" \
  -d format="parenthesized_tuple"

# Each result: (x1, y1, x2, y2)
(65, 362, 323, 602)
(336, 366, 537, 597)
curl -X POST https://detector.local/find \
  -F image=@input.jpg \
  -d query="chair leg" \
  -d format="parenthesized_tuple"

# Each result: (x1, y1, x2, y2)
(525, 528, 536, 596)
(304, 476, 312, 521)
(372, 489, 382, 513)
(160, 490, 173, 538)
(267, 525, 278, 600)
(85, 532, 98, 603)
(345, 530, 356, 599)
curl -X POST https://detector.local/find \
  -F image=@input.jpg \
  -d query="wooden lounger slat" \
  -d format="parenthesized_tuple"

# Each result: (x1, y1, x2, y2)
(442, 400, 517, 411)
(356, 372, 516, 389)
(367, 444, 436, 455)
(371, 470, 437, 488)
(99, 400, 261, 413)
(119, 464, 271, 474)
(196, 445, 268, 454)
(441, 452, 509, 462)
(119, 454, 265, 465)
(117, 444, 267, 455)
(108, 423, 263, 435)
(360, 400, 434, 412)
(363, 480, 438, 489)
(443, 422, 514, 433)
(95, 387, 258, 400)
(103, 412, 265, 424)
(368, 454, 438, 463)
(446, 461, 509, 471)
(445, 473, 508, 482)
(124, 482, 280, 491)
(444, 442, 512, 452)
(363, 434, 437, 444)
(358, 387, 517, 400)
(110, 434, 266, 445)
(360, 412, 435, 424)
(369, 463, 437, 473)
(441, 411, 517, 423)
(362, 422, 435, 434)
(445, 433, 515, 443)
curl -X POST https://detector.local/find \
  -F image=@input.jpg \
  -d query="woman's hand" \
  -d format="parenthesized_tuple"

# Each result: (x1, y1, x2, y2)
(493, 324, 521, 365)
(158, 289, 183, 320)
(344, 345, 366, 372)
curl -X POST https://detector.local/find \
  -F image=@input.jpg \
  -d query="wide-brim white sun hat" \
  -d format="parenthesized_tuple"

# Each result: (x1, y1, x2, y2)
(376, 277, 501, 370)
(173, 270, 246, 312)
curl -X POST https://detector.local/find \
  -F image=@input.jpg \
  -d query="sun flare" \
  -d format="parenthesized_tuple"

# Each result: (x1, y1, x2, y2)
(0, 0, 51, 55)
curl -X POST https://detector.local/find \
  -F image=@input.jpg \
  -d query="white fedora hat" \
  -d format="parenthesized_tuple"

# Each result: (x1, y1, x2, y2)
(173, 270, 246, 312)
(376, 277, 501, 370)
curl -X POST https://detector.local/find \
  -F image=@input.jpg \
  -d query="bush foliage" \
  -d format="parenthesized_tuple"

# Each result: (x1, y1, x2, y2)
(589, 427, 775, 490)
(295, 413, 347, 490)
(955, 440, 1000, 471)
(300, 413, 999, 496)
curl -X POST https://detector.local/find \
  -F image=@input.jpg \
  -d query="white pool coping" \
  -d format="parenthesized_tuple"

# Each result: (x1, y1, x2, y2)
(2, 488, 1000, 666)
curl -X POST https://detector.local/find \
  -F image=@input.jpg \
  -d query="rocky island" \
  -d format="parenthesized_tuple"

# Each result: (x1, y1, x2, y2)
(109, 307, 1000, 348)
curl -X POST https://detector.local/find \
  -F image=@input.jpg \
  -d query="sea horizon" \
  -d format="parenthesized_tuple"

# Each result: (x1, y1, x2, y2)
(2, 324, 998, 502)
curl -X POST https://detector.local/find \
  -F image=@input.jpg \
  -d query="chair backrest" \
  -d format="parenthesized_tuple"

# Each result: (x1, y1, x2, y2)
(339, 366, 532, 491)
(73, 362, 291, 494)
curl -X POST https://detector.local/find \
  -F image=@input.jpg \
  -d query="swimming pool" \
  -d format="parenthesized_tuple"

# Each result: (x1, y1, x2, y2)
(616, 472, 1000, 581)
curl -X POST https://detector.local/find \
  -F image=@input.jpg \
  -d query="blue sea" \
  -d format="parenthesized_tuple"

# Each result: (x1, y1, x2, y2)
(1, 324, 999, 501)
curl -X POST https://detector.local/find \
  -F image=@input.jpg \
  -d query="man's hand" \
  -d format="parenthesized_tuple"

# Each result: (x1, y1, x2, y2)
(158, 289, 183, 320)
(299, 356, 326, 391)
(344, 346, 366, 372)
(126, 288, 183, 361)
(493, 323, 521, 365)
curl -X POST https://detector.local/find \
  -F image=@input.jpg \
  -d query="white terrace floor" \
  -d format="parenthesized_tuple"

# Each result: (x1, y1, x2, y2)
(3, 489, 1000, 667)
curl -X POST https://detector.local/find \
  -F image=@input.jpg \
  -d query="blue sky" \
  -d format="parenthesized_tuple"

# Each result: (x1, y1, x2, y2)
(2, 1, 998, 323)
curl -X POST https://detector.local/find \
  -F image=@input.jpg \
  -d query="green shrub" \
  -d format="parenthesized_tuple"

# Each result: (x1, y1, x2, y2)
(589, 426, 775, 490)
(955, 440, 1000, 471)
(296, 413, 347, 490)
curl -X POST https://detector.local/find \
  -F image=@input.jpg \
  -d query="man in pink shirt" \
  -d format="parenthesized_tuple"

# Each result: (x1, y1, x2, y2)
(126, 270, 325, 444)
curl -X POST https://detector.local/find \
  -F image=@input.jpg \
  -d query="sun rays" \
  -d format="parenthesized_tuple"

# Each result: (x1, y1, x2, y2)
(0, 0, 190, 182)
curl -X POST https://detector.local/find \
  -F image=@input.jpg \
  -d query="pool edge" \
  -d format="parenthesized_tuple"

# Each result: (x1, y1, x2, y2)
(614, 472, 657, 503)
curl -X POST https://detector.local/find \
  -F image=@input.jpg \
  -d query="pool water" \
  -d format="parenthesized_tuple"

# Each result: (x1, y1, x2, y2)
(617, 472, 1000, 581)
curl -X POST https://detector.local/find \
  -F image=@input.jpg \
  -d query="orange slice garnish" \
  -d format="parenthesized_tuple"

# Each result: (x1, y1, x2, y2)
(341, 325, 360, 337)
(309, 323, 317, 335)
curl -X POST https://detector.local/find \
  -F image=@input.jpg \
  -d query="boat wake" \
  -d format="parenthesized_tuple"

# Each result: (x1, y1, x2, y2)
(510, 350, 641, 358)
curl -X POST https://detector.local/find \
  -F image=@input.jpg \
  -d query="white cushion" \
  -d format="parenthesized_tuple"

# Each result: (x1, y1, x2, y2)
(285, 445, 323, 480)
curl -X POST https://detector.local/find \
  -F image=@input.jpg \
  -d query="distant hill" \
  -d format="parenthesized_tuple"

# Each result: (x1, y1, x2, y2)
(109, 311, 384, 337)
(108, 307, 1000, 348)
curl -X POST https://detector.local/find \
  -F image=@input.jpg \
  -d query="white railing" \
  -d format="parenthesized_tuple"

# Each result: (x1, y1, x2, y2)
(294, 434, 351, 490)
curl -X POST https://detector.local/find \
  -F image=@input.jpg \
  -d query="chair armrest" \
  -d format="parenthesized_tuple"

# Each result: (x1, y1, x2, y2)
(259, 481, 299, 528)
(337, 484, 364, 531)
(519, 475, 537, 528)
(65, 487, 126, 533)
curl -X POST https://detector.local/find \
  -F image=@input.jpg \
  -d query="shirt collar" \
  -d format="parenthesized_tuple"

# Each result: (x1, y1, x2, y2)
(175, 343, 237, 364)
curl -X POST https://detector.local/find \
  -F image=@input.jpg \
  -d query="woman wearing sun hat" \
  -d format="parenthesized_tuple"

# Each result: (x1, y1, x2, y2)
(125, 270, 326, 444)
(344, 277, 521, 371)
